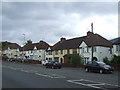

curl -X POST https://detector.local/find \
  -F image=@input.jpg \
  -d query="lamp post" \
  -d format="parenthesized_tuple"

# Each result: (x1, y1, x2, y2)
(22, 34, 25, 58)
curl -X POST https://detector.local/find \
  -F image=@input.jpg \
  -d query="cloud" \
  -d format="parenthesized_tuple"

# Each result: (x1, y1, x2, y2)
(2, 2, 118, 45)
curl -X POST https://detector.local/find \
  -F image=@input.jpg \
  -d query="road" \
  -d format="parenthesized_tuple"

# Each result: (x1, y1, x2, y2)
(2, 61, 120, 89)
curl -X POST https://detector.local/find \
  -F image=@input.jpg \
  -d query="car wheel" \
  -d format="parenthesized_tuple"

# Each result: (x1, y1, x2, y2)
(100, 69, 103, 74)
(85, 68, 89, 72)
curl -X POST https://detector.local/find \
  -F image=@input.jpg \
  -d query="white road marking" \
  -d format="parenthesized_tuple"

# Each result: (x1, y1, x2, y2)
(35, 73, 53, 78)
(51, 74, 66, 78)
(35, 73, 66, 78)
(29, 70, 38, 73)
(20, 69, 29, 73)
(80, 79, 120, 87)
(15, 68, 23, 70)
(67, 79, 107, 90)
(67, 79, 120, 90)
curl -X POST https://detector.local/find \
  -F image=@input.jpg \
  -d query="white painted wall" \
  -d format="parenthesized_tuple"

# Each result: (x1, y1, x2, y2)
(113, 45, 120, 56)
(79, 41, 113, 64)
(24, 49, 46, 60)
(45, 51, 54, 60)
(3, 48, 21, 58)
(97, 46, 113, 61)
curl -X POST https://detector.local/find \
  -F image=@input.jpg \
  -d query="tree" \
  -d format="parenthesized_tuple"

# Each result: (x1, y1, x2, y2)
(26, 40, 32, 45)
(0, 41, 12, 49)
(68, 54, 82, 67)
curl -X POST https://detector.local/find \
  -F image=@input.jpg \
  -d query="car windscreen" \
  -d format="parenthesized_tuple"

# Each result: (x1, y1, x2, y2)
(97, 62, 106, 66)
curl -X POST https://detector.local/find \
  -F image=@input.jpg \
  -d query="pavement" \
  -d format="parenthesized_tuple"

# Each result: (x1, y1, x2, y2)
(2, 61, 120, 89)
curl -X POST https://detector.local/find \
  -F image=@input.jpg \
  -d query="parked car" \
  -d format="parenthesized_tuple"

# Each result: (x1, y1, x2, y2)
(24, 58, 34, 63)
(8, 58, 16, 62)
(15, 58, 23, 63)
(42, 60, 48, 66)
(84, 61, 114, 74)
(46, 61, 62, 69)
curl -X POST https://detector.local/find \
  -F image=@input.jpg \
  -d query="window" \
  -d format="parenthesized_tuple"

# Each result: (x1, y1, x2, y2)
(67, 49, 69, 54)
(109, 48, 112, 54)
(39, 50, 41, 53)
(116, 45, 120, 51)
(29, 51, 31, 54)
(73, 49, 77, 54)
(55, 50, 58, 55)
(83, 57, 89, 65)
(93, 47, 97, 52)
(48, 51, 52, 55)
(82, 47, 89, 53)
(61, 50, 63, 54)
(92, 61, 98, 66)
(46, 51, 48, 55)
(49, 58, 52, 60)
(82, 48, 84, 53)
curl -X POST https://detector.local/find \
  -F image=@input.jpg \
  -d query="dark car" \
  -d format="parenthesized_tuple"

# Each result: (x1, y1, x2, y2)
(46, 61, 62, 69)
(23, 58, 34, 63)
(15, 58, 24, 62)
(84, 61, 114, 74)
(8, 58, 16, 62)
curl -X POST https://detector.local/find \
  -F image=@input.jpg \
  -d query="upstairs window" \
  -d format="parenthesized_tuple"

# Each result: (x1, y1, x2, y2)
(109, 48, 112, 54)
(46, 51, 48, 55)
(67, 49, 70, 54)
(61, 50, 63, 54)
(116, 45, 120, 51)
(55, 50, 58, 55)
(73, 49, 77, 54)
(48, 51, 52, 55)
(82, 47, 89, 53)
(93, 47, 97, 52)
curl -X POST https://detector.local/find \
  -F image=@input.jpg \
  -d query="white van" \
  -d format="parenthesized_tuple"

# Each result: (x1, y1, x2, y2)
(42, 60, 48, 66)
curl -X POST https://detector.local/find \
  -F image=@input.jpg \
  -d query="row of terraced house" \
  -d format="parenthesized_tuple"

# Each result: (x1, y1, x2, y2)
(1, 31, 120, 64)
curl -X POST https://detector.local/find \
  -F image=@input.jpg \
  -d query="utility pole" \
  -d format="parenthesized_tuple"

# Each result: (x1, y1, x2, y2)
(91, 23, 94, 61)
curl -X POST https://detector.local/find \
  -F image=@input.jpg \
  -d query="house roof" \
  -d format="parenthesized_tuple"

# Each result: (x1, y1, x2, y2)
(84, 33, 112, 47)
(110, 37, 120, 43)
(52, 36, 85, 50)
(2, 43, 21, 50)
(113, 38, 120, 45)
(52, 32, 112, 50)
(23, 40, 50, 51)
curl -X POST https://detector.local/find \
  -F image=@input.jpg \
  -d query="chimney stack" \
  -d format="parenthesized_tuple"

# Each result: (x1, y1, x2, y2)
(87, 31, 94, 36)
(60, 37, 66, 41)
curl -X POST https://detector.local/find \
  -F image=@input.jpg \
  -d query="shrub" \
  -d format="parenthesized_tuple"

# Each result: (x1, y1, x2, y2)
(2, 55, 8, 60)
(103, 57, 111, 64)
(111, 55, 120, 64)
(68, 54, 82, 67)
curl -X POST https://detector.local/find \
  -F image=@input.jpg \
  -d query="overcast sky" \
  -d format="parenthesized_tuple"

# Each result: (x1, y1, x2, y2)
(2, 2, 118, 46)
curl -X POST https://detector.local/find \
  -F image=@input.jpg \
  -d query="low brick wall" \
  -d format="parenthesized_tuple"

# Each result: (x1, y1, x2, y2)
(24, 60, 42, 64)
(110, 64, 120, 71)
